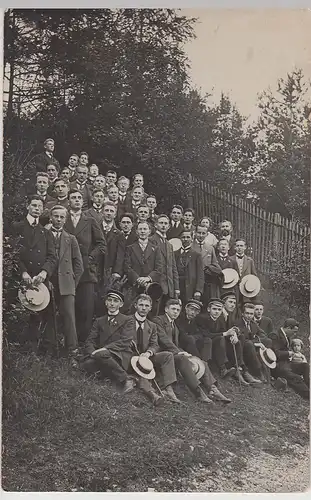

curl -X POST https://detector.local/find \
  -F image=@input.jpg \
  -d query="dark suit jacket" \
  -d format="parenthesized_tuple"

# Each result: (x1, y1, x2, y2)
(69, 181, 93, 210)
(234, 317, 266, 342)
(175, 312, 202, 357)
(50, 229, 84, 295)
(64, 213, 106, 283)
(103, 226, 123, 272)
(270, 328, 292, 363)
(40, 198, 70, 226)
(230, 255, 257, 278)
(84, 313, 135, 369)
(216, 234, 236, 256)
(167, 222, 184, 240)
(149, 233, 179, 297)
(216, 253, 235, 270)
(13, 219, 57, 280)
(255, 316, 274, 336)
(194, 313, 227, 340)
(128, 315, 159, 355)
(34, 152, 60, 172)
(84, 207, 106, 226)
(124, 241, 163, 286)
(174, 248, 204, 301)
(152, 314, 181, 354)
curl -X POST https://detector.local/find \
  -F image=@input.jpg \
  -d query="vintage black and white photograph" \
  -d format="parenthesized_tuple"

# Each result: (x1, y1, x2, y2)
(2, 6, 310, 493)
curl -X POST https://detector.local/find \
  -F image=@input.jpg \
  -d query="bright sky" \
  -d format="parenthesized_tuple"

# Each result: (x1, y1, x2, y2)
(181, 9, 311, 121)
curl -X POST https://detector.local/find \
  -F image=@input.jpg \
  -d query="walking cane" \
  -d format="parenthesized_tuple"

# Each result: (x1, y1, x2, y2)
(232, 341, 242, 390)
(132, 342, 164, 397)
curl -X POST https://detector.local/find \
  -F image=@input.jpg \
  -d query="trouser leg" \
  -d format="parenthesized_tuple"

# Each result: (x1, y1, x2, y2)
(91, 351, 128, 384)
(153, 351, 177, 388)
(59, 294, 78, 352)
(75, 282, 95, 342)
(243, 340, 262, 377)
(174, 354, 200, 392)
(211, 335, 228, 369)
(200, 362, 216, 391)
(291, 362, 310, 387)
(273, 363, 309, 400)
(226, 337, 244, 367)
(199, 337, 212, 362)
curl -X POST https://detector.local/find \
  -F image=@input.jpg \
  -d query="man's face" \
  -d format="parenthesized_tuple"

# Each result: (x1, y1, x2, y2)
(132, 187, 144, 202)
(60, 168, 71, 181)
(220, 221, 232, 236)
(76, 167, 88, 183)
(235, 241, 246, 255)
(94, 176, 106, 190)
(106, 173, 117, 185)
(156, 217, 169, 234)
(137, 206, 149, 221)
(243, 307, 255, 322)
(254, 305, 264, 319)
(89, 165, 99, 177)
(47, 165, 58, 180)
(171, 208, 183, 222)
(137, 222, 150, 240)
(93, 191, 105, 207)
(135, 298, 152, 317)
(54, 181, 69, 198)
(218, 240, 229, 254)
(185, 305, 200, 320)
(196, 227, 207, 243)
(108, 187, 119, 202)
(200, 218, 210, 230)
(103, 205, 116, 222)
(119, 217, 133, 234)
(50, 208, 67, 229)
(165, 304, 181, 320)
(118, 179, 129, 192)
(286, 326, 299, 338)
(36, 176, 49, 192)
(28, 199, 43, 218)
(146, 197, 157, 210)
(105, 296, 122, 314)
(224, 297, 237, 313)
(184, 211, 194, 224)
(181, 232, 193, 248)
(69, 155, 78, 167)
(208, 304, 223, 320)
(45, 140, 54, 153)
(133, 175, 144, 187)
(79, 154, 88, 166)
(69, 192, 83, 210)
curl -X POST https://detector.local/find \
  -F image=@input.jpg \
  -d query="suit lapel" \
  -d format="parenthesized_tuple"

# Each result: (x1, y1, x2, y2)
(75, 214, 89, 236)
(133, 242, 143, 263)
(242, 256, 248, 276)
(59, 231, 70, 262)
(144, 241, 153, 261)
(31, 224, 44, 248)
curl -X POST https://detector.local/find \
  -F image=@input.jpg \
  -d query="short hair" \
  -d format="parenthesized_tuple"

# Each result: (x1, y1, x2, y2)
(36, 171, 49, 179)
(171, 204, 183, 213)
(235, 239, 246, 246)
(47, 163, 59, 171)
(196, 225, 208, 233)
(76, 164, 88, 171)
(92, 188, 105, 196)
(95, 174, 106, 180)
(180, 229, 193, 237)
(133, 173, 144, 180)
(284, 318, 299, 329)
(54, 177, 69, 187)
(165, 298, 181, 308)
(50, 205, 68, 214)
(69, 153, 79, 159)
(218, 238, 229, 245)
(103, 201, 117, 210)
(107, 184, 119, 192)
(157, 214, 170, 222)
(80, 151, 89, 157)
(44, 138, 54, 145)
(243, 302, 255, 311)
(68, 189, 82, 197)
(290, 338, 303, 347)
(137, 204, 149, 211)
(134, 293, 152, 305)
(200, 216, 212, 225)
(132, 185, 143, 192)
(136, 220, 151, 230)
(27, 194, 44, 205)
(120, 212, 134, 222)
(118, 176, 130, 184)
(106, 170, 117, 176)
(146, 194, 156, 200)
(253, 300, 264, 307)
(184, 208, 195, 216)
(220, 219, 232, 228)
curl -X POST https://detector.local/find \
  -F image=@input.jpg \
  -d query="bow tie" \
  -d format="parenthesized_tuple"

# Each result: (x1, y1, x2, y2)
(236, 255, 244, 259)
(51, 227, 62, 234)
(181, 247, 191, 254)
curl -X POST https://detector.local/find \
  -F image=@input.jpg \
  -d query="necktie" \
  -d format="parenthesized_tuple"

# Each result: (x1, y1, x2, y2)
(199, 242, 203, 250)
(31, 220, 38, 228)
(236, 255, 244, 259)
(136, 320, 144, 353)
(108, 315, 116, 325)
(51, 227, 62, 239)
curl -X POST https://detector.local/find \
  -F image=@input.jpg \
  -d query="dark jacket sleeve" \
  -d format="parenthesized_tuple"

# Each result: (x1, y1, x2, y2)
(124, 246, 140, 285)
(149, 246, 163, 283)
(147, 324, 160, 355)
(270, 331, 291, 362)
(84, 318, 100, 354)
(71, 235, 84, 287)
(42, 230, 57, 277)
(152, 317, 180, 354)
(89, 218, 107, 263)
(112, 235, 126, 276)
(196, 253, 204, 294)
(171, 250, 180, 291)
(105, 317, 135, 352)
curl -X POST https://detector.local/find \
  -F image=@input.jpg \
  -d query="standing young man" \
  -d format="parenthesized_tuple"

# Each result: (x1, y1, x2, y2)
(174, 230, 204, 305)
(70, 165, 93, 210)
(34, 138, 60, 172)
(167, 205, 184, 240)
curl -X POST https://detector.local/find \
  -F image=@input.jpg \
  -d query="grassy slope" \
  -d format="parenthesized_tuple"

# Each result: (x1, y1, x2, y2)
(2, 347, 309, 492)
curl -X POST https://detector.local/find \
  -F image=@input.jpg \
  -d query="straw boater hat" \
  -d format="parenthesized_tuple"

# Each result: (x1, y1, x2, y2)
(188, 356, 206, 379)
(131, 355, 156, 380)
(168, 238, 182, 251)
(239, 275, 261, 298)
(222, 268, 239, 289)
(18, 283, 50, 312)
(259, 347, 277, 369)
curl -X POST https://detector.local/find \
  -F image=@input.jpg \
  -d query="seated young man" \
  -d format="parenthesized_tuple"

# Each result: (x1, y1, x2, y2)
(154, 299, 231, 404)
(253, 301, 274, 336)
(126, 294, 180, 405)
(82, 290, 136, 394)
(175, 299, 206, 357)
(194, 298, 237, 379)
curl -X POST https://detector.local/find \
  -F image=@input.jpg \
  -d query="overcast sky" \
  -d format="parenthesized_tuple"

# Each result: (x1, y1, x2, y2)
(181, 9, 311, 121)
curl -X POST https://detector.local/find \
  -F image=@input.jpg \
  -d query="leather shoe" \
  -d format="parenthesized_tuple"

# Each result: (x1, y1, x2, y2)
(147, 391, 165, 407)
(233, 369, 250, 386)
(123, 378, 136, 394)
(194, 386, 213, 404)
(243, 371, 262, 385)
(209, 384, 231, 403)
(220, 366, 236, 378)
(162, 385, 181, 403)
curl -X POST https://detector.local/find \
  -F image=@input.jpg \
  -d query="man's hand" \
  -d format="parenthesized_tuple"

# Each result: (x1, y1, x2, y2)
(140, 351, 151, 358)
(177, 351, 192, 357)
(22, 272, 32, 285)
(223, 328, 236, 338)
(230, 333, 239, 345)
(253, 342, 265, 350)
(32, 271, 47, 286)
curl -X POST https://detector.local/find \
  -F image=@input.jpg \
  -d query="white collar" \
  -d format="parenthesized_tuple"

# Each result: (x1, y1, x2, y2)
(70, 210, 82, 217)
(135, 313, 147, 322)
(26, 214, 39, 226)
(165, 313, 174, 324)
(45, 151, 53, 157)
(156, 230, 166, 239)
(139, 238, 148, 245)
(58, 196, 67, 201)
(37, 191, 47, 197)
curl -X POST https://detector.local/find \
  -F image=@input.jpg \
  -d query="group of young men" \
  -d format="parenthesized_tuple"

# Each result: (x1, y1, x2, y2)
(11, 139, 309, 406)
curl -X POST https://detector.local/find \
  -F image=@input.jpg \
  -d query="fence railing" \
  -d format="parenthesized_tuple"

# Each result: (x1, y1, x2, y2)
(187, 176, 310, 275)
